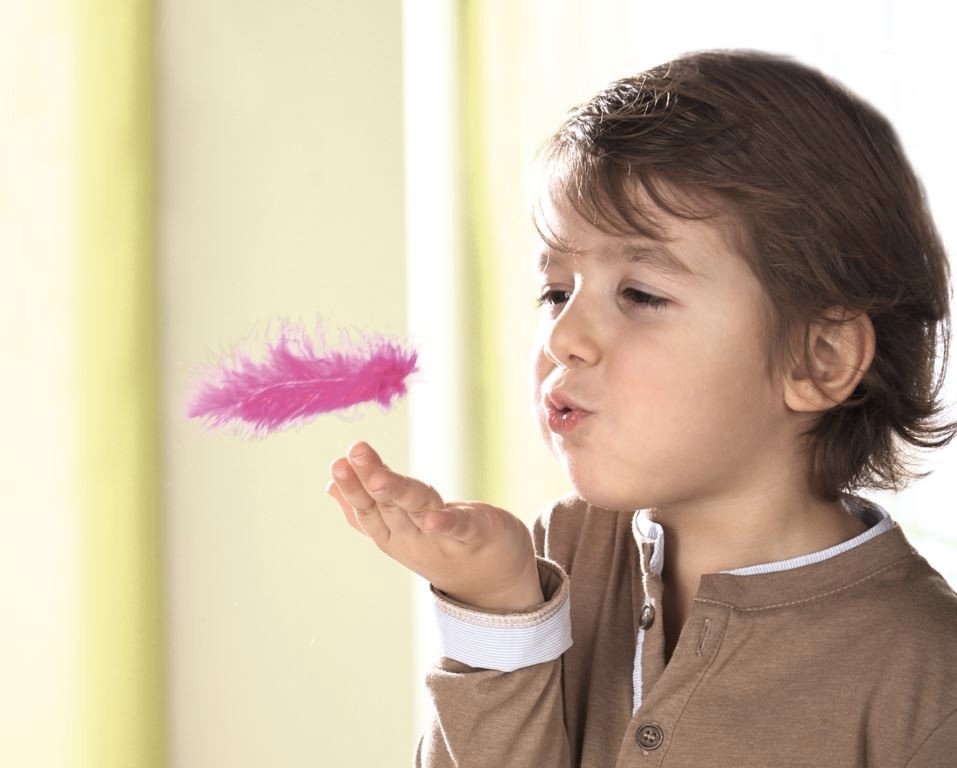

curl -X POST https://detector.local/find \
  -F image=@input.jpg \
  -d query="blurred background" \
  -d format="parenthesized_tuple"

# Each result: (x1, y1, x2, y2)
(3, 1, 955, 766)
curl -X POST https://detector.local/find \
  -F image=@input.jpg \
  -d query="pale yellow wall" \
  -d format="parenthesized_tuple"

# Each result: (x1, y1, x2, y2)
(159, 2, 414, 766)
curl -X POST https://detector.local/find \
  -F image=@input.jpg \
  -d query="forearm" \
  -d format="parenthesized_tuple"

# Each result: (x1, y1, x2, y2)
(417, 558, 573, 767)
(418, 658, 570, 768)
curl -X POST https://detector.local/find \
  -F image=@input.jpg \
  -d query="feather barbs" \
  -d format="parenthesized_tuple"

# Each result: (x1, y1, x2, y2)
(187, 323, 418, 436)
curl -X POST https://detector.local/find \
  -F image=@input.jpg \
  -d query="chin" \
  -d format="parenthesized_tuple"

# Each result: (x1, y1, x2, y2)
(554, 453, 634, 511)
(567, 477, 641, 513)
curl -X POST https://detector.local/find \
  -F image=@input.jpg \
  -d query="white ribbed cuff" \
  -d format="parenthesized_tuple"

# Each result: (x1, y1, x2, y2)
(432, 559, 572, 672)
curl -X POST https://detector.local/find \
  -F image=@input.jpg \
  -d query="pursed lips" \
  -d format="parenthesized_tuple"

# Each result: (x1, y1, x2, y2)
(543, 389, 592, 435)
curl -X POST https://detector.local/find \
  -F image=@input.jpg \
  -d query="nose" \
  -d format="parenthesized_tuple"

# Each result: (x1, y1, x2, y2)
(542, 292, 601, 368)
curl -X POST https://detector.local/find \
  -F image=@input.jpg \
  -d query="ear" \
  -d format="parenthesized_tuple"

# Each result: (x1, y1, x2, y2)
(783, 308, 876, 413)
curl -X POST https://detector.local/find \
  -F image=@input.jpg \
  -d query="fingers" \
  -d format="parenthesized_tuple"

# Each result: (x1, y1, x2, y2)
(329, 455, 392, 542)
(326, 442, 540, 608)
(344, 440, 387, 478)
(325, 479, 364, 535)
(424, 502, 487, 541)
(346, 443, 425, 538)
(328, 441, 447, 541)
(366, 469, 447, 530)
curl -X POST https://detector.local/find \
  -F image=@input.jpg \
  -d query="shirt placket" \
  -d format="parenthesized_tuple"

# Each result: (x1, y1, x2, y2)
(618, 537, 729, 767)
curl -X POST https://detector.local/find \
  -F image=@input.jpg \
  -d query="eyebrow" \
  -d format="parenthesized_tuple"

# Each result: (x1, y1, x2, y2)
(536, 241, 697, 277)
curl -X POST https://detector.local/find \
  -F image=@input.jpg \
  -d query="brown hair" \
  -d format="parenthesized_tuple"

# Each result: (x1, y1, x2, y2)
(538, 49, 954, 498)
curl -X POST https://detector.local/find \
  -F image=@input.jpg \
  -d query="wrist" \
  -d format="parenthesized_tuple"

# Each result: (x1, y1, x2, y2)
(444, 564, 545, 612)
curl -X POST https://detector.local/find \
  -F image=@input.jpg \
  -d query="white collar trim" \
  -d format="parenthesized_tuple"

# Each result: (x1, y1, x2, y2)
(631, 495, 894, 578)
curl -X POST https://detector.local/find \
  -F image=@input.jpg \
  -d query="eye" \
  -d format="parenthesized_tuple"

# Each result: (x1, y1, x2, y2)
(535, 288, 572, 308)
(622, 287, 669, 310)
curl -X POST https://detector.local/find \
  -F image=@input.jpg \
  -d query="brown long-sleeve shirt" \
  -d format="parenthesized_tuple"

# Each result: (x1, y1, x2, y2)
(419, 497, 957, 767)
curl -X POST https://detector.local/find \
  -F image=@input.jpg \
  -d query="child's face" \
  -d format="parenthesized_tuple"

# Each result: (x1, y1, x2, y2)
(532, 191, 794, 513)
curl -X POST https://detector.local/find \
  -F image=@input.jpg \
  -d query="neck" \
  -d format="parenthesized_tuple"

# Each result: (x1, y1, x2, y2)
(646, 487, 867, 659)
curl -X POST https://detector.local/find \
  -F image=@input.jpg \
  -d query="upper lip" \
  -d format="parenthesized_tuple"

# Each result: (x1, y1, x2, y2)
(544, 388, 591, 414)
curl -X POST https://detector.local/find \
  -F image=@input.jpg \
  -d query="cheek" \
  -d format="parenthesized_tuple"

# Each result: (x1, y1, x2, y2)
(529, 345, 546, 395)
(617, 326, 770, 419)
(664, 328, 780, 428)
(529, 347, 551, 434)
(529, 324, 556, 389)
(612, 333, 695, 394)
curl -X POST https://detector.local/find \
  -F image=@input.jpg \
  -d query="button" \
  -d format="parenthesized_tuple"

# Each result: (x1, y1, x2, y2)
(636, 723, 664, 751)
(639, 604, 655, 630)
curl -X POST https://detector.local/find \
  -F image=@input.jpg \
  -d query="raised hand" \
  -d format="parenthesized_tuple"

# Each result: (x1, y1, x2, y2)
(327, 441, 544, 611)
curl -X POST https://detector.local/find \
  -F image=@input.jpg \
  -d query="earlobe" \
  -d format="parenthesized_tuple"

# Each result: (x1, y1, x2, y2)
(783, 308, 876, 413)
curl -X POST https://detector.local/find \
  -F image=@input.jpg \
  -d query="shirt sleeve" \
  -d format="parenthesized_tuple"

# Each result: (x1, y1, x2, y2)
(416, 557, 574, 768)
(431, 558, 572, 672)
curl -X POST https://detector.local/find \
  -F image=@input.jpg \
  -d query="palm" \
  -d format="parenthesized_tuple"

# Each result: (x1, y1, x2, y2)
(328, 442, 543, 611)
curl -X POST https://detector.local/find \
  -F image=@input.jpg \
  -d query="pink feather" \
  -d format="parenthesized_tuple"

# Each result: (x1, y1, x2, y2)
(187, 324, 417, 435)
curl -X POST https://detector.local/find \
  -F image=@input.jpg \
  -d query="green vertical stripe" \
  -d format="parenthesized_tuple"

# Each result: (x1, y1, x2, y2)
(77, 3, 166, 767)
(460, 0, 505, 502)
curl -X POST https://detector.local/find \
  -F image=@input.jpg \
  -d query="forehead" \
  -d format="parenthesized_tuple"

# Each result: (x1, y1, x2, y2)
(536, 239, 697, 278)
(533, 190, 744, 281)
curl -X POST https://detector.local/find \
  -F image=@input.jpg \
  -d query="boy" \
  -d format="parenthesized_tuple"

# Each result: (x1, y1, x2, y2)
(327, 50, 957, 766)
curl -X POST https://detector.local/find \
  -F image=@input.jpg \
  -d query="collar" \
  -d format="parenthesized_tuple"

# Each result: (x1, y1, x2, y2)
(631, 495, 919, 610)
(632, 494, 896, 580)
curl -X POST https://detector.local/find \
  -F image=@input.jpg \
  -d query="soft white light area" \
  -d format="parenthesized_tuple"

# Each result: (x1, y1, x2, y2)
(402, 0, 465, 738)
(0, 2, 78, 767)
